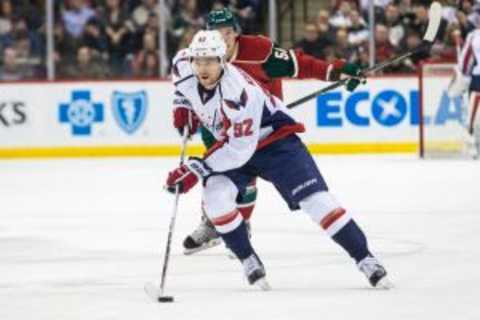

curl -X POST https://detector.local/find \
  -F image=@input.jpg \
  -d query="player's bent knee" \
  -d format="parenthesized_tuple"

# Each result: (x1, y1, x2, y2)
(210, 209, 243, 233)
(299, 191, 352, 236)
(202, 175, 238, 220)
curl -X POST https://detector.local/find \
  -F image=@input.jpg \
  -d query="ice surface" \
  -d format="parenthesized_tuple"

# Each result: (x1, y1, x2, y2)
(0, 155, 479, 320)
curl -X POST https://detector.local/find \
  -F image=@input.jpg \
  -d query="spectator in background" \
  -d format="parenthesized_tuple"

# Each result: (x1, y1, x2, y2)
(54, 21, 79, 67)
(0, 0, 15, 36)
(62, 0, 96, 39)
(175, 25, 197, 51)
(354, 44, 370, 69)
(171, 0, 204, 45)
(142, 11, 161, 40)
(14, 0, 44, 31)
(316, 9, 336, 46)
(130, 30, 157, 74)
(333, 27, 355, 61)
(0, 17, 44, 78)
(374, 24, 393, 64)
(82, 18, 108, 57)
(456, 0, 478, 37)
(396, 0, 411, 15)
(211, 0, 226, 11)
(358, 0, 392, 13)
(347, 9, 368, 46)
(294, 22, 325, 59)
(322, 46, 337, 63)
(1, 18, 43, 58)
(0, 47, 32, 80)
(60, 45, 108, 79)
(231, 0, 258, 34)
(131, 0, 171, 32)
(411, 1, 447, 42)
(383, 3, 405, 47)
(329, 1, 353, 29)
(14, 32, 41, 68)
(396, 30, 427, 72)
(429, 23, 460, 63)
(132, 50, 159, 78)
(101, 0, 132, 76)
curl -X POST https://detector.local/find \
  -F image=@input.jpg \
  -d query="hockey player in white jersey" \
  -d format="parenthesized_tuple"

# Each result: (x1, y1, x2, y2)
(165, 30, 392, 290)
(448, 28, 480, 158)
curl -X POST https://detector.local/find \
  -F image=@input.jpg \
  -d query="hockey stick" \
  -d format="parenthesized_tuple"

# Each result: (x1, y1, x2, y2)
(286, 1, 443, 110)
(145, 129, 189, 303)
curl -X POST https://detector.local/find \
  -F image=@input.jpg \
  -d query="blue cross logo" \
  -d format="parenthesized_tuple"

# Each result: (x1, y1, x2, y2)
(59, 90, 104, 136)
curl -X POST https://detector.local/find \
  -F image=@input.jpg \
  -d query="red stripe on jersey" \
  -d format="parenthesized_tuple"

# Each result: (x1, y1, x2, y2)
(320, 208, 346, 230)
(211, 210, 240, 226)
(257, 123, 306, 150)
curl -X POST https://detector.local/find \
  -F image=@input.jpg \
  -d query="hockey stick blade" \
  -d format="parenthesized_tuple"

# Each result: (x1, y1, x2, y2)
(144, 282, 175, 303)
(424, 2, 442, 42)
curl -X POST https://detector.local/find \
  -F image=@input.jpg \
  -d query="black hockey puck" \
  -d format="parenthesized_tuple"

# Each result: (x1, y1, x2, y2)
(158, 296, 174, 303)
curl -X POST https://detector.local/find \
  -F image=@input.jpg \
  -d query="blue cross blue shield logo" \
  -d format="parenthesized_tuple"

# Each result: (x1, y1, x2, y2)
(59, 90, 104, 136)
(112, 91, 148, 134)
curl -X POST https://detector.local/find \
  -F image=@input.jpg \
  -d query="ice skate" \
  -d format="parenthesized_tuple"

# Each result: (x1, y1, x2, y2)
(357, 256, 393, 289)
(242, 253, 271, 291)
(463, 132, 479, 159)
(183, 215, 221, 255)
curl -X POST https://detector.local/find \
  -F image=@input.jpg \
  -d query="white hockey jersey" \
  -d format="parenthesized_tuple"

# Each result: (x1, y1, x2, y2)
(458, 29, 480, 76)
(171, 49, 303, 173)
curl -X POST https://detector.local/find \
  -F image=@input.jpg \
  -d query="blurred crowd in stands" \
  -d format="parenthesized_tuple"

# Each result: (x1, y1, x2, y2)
(0, 0, 476, 81)
(0, 0, 262, 80)
(293, 0, 474, 74)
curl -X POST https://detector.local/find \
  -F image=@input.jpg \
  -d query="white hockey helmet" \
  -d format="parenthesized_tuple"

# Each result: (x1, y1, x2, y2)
(188, 30, 227, 61)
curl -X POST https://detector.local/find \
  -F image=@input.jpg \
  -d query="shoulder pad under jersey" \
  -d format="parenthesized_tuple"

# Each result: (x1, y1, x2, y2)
(171, 48, 193, 82)
(233, 35, 274, 64)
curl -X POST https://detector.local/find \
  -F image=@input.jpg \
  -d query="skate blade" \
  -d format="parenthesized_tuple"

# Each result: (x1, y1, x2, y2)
(375, 277, 394, 290)
(254, 277, 272, 291)
(183, 238, 222, 255)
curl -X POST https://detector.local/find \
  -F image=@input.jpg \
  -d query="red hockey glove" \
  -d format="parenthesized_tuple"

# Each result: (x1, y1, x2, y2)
(165, 157, 212, 194)
(173, 107, 200, 136)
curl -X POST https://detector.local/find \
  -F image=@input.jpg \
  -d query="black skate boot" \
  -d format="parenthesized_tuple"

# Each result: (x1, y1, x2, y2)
(242, 253, 271, 291)
(183, 214, 221, 255)
(357, 256, 393, 289)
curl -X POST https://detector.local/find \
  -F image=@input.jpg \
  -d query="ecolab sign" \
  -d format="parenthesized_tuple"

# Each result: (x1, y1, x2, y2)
(316, 89, 463, 127)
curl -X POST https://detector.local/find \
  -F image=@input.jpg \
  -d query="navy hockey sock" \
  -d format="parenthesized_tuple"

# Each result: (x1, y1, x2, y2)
(332, 220, 371, 263)
(220, 221, 254, 260)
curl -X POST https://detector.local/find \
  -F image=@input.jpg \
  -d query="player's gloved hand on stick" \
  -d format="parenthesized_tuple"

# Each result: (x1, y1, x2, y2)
(329, 60, 365, 92)
(173, 107, 200, 137)
(166, 157, 212, 194)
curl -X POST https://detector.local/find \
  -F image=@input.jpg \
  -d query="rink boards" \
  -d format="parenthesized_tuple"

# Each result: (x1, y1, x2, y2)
(0, 76, 455, 158)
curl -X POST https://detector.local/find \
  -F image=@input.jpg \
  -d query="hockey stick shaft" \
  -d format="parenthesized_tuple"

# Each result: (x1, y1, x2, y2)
(286, 44, 429, 110)
(286, 1, 442, 110)
(158, 129, 189, 297)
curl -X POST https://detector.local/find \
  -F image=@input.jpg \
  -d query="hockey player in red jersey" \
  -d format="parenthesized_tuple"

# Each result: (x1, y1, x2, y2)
(173, 8, 365, 254)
